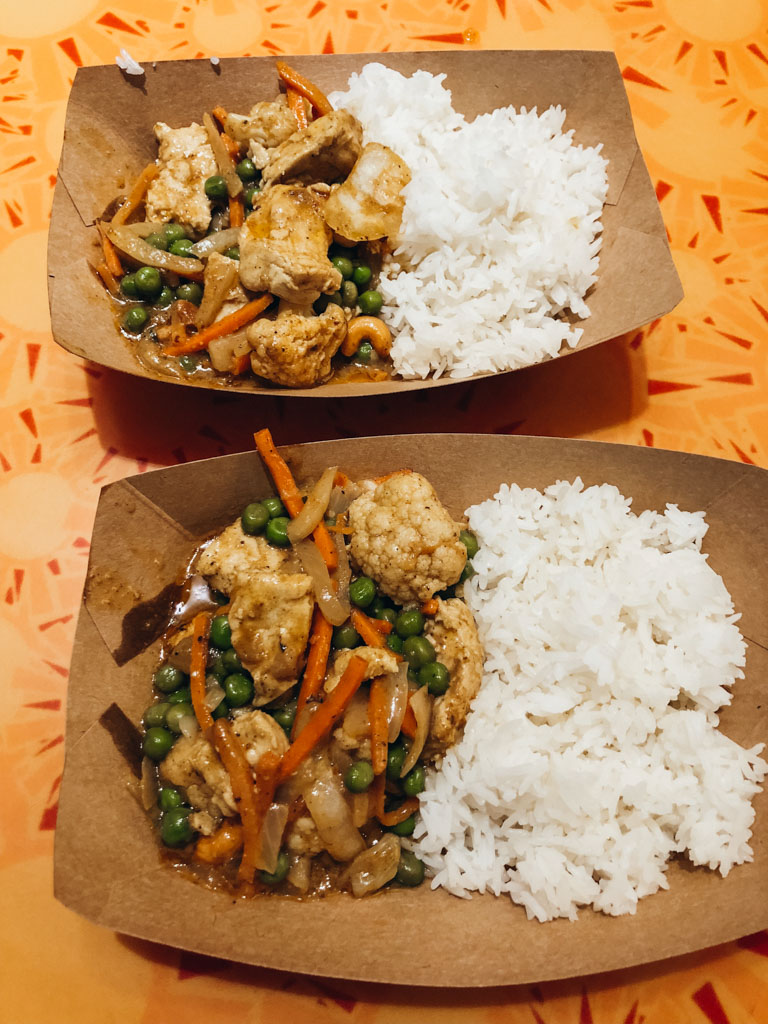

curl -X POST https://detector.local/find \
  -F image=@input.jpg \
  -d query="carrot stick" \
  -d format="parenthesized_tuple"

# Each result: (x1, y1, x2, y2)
(253, 428, 337, 571)
(193, 821, 243, 865)
(279, 655, 367, 781)
(333, 471, 350, 488)
(164, 295, 272, 355)
(211, 105, 229, 129)
(190, 612, 214, 734)
(400, 701, 417, 739)
(372, 469, 412, 485)
(229, 196, 244, 228)
(99, 227, 123, 277)
(286, 86, 309, 129)
(369, 677, 389, 775)
(95, 260, 119, 296)
(292, 608, 334, 740)
(112, 163, 159, 226)
(350, 608, 396, 647)
(372, 773, 419, 827)
(276, 61, 332, 117)
(231, 351, 250, 376)
(420, 599, 439, 616)
(212, 722, 279, 883)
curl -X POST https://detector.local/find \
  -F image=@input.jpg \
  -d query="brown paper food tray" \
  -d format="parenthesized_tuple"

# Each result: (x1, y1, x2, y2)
(55, 434, 767, 986)
(48, 51, 683, 399)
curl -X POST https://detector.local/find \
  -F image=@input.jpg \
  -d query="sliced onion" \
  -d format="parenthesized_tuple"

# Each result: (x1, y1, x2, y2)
(117, 220, 168, 237)
(203, 112, 243, 198)
(400, 686, 432, 777)
(350, 791, 372, 829)
(287, 467, 337, 544)
(347, 834, 401, 898)
(179, 714, 200, 740)
(341, 688, 370, 741)
(292, 700, 320, 740)
(287, 853, 311, 893)
(140, 756, 159, 811)
(107, 225, 203, 277)
(254, 801, 289, 873)
(293, 538, 350, 626)
(303, 765, 365, 862)
(204, 680, 225, 711)
(196, 256, 239, 328)
(169, 574, 220, 629)
(385, 663, 410, 743)
(191, 227, 240, 259)
(208, 329, 250, 372)
(327, 482, 362, 517)
(332, 532, 351, 609)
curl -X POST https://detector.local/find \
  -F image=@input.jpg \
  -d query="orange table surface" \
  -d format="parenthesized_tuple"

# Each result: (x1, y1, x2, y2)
(1, 2, 767, 1021)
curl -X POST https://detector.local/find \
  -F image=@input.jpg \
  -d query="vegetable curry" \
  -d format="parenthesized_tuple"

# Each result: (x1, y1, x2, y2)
(94, 63, 411, 388)
(138, 429, 484, 897)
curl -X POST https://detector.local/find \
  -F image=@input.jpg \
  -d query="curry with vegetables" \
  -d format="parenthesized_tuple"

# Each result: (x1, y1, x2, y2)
(94, 63, 410, 388)
(138, 429, 484, 897)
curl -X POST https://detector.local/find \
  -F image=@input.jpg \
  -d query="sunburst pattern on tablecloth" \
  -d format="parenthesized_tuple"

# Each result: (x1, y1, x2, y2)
(1, 0, 768, 1021)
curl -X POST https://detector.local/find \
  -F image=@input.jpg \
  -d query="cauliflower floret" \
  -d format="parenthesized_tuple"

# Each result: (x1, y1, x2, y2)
(347, 472, 467, 604)
(423, 598, 484, 761)
(285, 815, 324, 856)
(195, 520, 288, 595)
(145, 122, 217, 233)
(247, 305, 347, 388)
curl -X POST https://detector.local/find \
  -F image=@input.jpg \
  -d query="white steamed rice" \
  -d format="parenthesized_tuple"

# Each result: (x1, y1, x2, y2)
(412, 479, 766, 921)
(329, 65, 608, 380)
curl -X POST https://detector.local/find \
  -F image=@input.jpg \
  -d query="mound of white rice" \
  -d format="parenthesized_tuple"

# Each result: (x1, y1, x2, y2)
(329, 65, 608, 380)
(412, 479, 766, 920)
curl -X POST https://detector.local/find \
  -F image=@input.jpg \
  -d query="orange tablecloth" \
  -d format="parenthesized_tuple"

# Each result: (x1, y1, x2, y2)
(1, 2, 767, 1021)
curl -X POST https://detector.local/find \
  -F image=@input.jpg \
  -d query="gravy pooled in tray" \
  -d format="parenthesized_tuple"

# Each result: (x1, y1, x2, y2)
(138, 428, 483, 897)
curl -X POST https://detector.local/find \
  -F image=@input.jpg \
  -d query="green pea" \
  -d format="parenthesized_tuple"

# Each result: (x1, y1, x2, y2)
(211, 699, 229, 720)
(204, 175, 228, 202)
(160, 806, 194, 847)
(163, 223, 187, 242)
(402, 763, 426, 797)
(143, 726, 174, 761)
(371, 597, 395, 619)
(123, 306, 148, 333)
(145, 231, 168, 251)
(262, 496, 287, 519)
(222, 648, 243, 673)
(326, 290, 343, 306)
(265, 516, 290, 547)
(134, 266, 163, 299)
(244, 183, 260, 207)
(386, 633, 403, 654)
(210, 614, 232, 650)
(166, 686, 192, 705)
(407, 666, 420, 685)
(331, 256, 354, 280)
(395, 609, 424, 639)
(349, 576, 376, 609)
(155, 285, 174, 308)
(386, 741, 406, 781)
(224, 672, 253, 708)
(169, 238, 195, 258)
(259, 850, 290, 886)
(272, 698, 297, 735)
(176, 281, 203, 304)
(460, 560, 477, 583)
(356, 341, 373, 363)
(120, 273, 138, 297)
(324, 514, 337, 527)
(403, 635, 436, 670)
(344, 760, 374, 793)
(352, 264, 372, 288)
(374, 607, 396, 627)
(165, 702, 195, 734)
(459, 530, 479, 559)
(178, 354, 199, 373)
(236, 157, 257, 182)
(158, 786, 183, 811)
(418, 661, 450, 696)
(207, 649, 227, 679)
(388, 813, 416, 837)
(224, 246, 240, 260)
(143, 702, 171, 729)
(333, 624, 361, 649)
(358, 289, 383, 316)
(154, 664, 186, 694)
(341, 280, 358, 306)
(241, 501, 269, 535)
(396, 850, 425, 887)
